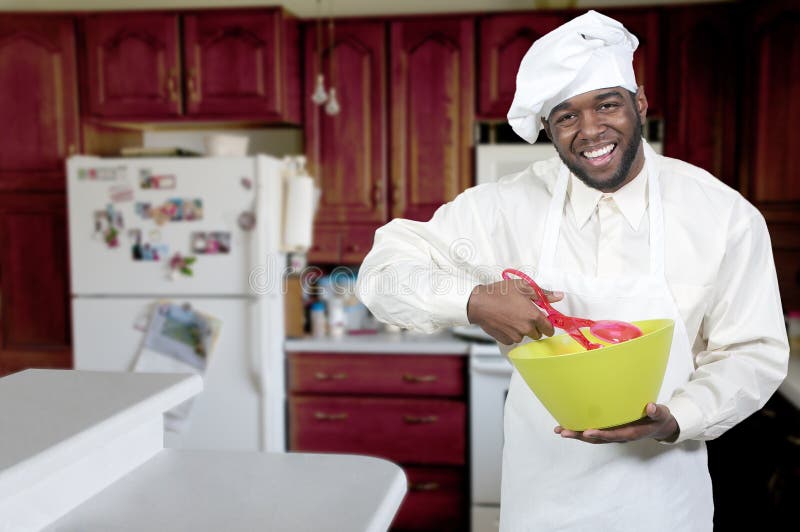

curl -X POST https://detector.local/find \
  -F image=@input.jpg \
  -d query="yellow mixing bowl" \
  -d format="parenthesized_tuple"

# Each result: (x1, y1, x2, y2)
(508, 318, 674, 430)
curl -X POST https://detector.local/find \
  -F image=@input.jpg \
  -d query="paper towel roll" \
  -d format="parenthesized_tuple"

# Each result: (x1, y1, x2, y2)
(283, 175, 315, 252)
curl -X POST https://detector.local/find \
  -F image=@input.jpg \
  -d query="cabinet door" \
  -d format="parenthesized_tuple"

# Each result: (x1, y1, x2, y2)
(305, 21, 387, 226)
(183, 9, 301, 121)
(744, 0, 800, 219)
(477, 13, 566, 120)
(84, 13, 181, 118)
(0, 16, 79, 191)
(0, 194, 71, 376)
(392, 466, 468, 532)
(390, 17, 474, 222)
(662, 5, 740, 186)
(290, 396, 466, 465)
(607, 9, 661, 117)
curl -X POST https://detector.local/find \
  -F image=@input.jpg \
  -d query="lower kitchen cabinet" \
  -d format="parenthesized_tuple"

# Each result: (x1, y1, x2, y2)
(287, 353, 468, 531)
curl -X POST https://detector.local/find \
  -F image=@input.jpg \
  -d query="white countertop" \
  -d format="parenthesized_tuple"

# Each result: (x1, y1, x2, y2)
(45, 450, 407, 532)
(1, 369, 406, 532)
(0, 369, 201, 502)
(285, 330, 471, 354)
(778, 354, 800, 410)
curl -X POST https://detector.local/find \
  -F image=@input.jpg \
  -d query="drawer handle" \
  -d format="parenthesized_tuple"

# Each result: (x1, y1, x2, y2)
(402, 373, 438, 383)
(314, 371, 348, 381)
(314, 411, 348, 421)
(409, 481, 440, 492)
(403, 415, 438, 424)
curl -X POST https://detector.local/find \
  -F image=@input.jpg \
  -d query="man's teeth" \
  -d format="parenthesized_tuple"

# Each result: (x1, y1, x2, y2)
(583, 144, 615, 159)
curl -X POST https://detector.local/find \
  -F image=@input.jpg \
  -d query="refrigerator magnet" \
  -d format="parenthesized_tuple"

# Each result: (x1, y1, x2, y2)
(129, 229, 168, 261)
(241, 177, 253, 190)
(191, 231, 231, 255)
(168, 253, 197, 278)
(109, 184, 134, 203)
(238, 211, 256, 231)
(134, 202, 153, 220)
(140, 169, 177, 190)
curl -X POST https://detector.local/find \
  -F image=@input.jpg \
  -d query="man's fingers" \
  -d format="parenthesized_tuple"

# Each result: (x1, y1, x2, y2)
(646, 403, 667, 420)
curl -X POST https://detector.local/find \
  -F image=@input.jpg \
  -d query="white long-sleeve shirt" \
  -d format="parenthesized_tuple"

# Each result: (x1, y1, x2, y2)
(357, 153, 789, 443)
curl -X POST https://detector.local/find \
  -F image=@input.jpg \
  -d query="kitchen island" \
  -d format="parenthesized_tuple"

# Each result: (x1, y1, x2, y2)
(0, 369, 406, 532)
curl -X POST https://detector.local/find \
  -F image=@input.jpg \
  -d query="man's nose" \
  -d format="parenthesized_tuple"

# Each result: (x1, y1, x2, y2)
(578, 112, 606, 139)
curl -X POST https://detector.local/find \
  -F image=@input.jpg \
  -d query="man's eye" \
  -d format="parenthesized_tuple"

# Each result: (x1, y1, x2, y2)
(599, 102, 620, 110)
(556, 113, 576, 123)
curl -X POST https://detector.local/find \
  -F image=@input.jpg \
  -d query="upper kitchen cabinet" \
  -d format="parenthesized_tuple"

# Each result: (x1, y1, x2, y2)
(304, 20, 387, 226)
(0, 16, 79, 191)
(182, 9, 301, 121)
(741, 0, 800, 311)
(390, 17, 475, 222)
(83, 13, 181, 118)
(662, 4, 740, 187)
(477, 13, 566, 120)
(81, 9, 301, 123)
(605, 8, 661, 117)
(742, 0, 800, 220)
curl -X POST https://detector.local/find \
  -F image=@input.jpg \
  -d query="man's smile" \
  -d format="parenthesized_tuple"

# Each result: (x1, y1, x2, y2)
(581, 142, 617, 166)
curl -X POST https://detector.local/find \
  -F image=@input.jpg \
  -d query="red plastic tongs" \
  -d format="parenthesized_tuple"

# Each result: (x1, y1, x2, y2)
(502, 268, 603, 350)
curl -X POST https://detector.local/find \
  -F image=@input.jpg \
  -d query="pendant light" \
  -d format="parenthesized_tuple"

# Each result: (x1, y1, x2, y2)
(311, 0, 328, 105)
(324, 0, 340, 116)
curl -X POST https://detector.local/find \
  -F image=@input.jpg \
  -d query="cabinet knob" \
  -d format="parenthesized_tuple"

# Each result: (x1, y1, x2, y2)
(188, 68, 200, 103)
(409, 481, 440, 492)
(314, 371, 348, 381)
(372, 183, 383, 204)
(314, 411, 348, 421)
(403, 414, 438, 424)
(402, 373, 438, 383)
(344, 244, 361, 253)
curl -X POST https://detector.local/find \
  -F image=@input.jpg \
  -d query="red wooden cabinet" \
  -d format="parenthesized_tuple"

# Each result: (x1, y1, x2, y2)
(0, 194, 71, 376)
(390, 17, 475, 222)
(288, 352, 468, 531)
(662, 4, 740, 187)
(477, 13, 566, 120)
(607, 9, 661, 117)
(83, 13, 182, 118)
(304, 20, 387, 226)
(183, 9, 300, 121)
(0, 16, 79, 191)
(740, 0, 800, 311)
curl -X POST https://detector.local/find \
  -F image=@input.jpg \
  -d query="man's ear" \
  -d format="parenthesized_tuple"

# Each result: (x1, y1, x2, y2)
(540, 117, 553, 141)
(635, 86, 649, 126)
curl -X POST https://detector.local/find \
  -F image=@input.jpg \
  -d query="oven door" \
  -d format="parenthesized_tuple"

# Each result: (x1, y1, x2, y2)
(469, 348, 513, 506)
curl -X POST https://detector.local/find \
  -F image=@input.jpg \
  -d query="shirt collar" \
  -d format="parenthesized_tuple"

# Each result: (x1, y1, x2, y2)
(567, 165, 648, 231)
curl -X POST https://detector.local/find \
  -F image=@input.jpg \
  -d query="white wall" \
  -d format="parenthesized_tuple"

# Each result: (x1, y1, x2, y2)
(0, 0, 734, 17)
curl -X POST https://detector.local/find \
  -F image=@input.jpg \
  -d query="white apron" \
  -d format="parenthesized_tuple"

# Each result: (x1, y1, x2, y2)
(499, 142, 713, 531)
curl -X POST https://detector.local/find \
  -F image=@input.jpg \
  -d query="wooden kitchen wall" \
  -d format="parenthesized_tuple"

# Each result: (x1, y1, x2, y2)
(0, 0, 798, 376)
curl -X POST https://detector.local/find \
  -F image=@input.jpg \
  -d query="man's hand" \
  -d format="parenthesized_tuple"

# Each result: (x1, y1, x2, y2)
(554, 403, 679, 444)
(467, 279, 563, 345)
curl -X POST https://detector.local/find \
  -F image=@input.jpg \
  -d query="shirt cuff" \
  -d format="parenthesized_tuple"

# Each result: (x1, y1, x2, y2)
(662, 395, 706, 444)
(429, 281, 476, 328)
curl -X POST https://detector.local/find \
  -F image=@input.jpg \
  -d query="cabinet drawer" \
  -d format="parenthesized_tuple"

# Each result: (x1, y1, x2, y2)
(288, 354, 465, 397)
(392, 466, 468, 532)
(289, 396, 465, 466)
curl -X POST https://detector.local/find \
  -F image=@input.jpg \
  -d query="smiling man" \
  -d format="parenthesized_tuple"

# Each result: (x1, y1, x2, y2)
(357, 10, 788, 532)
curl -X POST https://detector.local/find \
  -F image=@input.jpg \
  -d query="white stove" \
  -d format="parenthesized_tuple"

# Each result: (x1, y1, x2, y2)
(461, 328, 513, 532)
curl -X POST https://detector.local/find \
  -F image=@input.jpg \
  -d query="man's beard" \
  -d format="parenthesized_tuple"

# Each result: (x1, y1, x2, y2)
(555, 132, 642, 192)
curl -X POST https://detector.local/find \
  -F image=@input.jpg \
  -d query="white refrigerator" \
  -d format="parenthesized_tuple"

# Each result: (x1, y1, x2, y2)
(67, 155, 287, 453)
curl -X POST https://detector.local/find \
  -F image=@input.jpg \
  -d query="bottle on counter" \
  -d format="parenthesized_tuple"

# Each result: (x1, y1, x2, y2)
(328, 297, 346, 338)
(310, 301, 327, 338)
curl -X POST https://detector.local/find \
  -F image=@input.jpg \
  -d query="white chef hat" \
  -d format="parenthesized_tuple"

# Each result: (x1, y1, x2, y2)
(507, 10, 639, 144)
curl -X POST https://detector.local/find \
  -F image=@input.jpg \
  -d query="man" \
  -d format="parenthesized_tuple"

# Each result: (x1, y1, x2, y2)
(357, 10, 788, 531)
